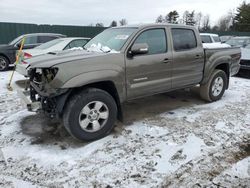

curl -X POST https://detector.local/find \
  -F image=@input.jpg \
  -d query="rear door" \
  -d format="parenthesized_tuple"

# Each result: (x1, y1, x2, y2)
(126, 27, 173, 99)
(38, 36, 59, 44)
(171, 28, 204, 88)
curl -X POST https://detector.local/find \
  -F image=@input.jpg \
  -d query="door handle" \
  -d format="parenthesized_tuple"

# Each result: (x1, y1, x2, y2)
(163, 58, 171, 63)
(195, 55, 202, 59)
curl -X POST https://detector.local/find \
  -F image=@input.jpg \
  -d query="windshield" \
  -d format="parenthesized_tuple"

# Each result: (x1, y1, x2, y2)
(226, 38, 248, 47)
(8, 35, 23, 45)
(35, 39, 63, 50)
(84, 28, 137, 52)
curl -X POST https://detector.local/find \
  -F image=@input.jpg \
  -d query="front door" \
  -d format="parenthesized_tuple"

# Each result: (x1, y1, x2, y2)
(126, 28, 172, 99)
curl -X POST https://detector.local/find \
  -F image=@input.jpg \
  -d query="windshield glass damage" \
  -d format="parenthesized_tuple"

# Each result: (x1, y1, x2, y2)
(84, 27, 137, 53)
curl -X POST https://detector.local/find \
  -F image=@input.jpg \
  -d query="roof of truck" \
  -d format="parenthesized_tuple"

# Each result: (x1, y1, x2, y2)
(114, 23, 196, 29)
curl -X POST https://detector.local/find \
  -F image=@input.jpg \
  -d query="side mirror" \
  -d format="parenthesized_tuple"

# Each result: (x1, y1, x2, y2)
(16, 43, 21, 48)
(130, 43, 149, 55)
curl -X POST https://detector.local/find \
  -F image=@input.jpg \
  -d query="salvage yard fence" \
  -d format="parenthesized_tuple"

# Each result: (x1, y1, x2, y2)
(1, 22, 250, 44)
(0, 22, 107, 44)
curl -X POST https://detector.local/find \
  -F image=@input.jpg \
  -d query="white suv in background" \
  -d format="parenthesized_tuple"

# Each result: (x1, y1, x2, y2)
(200, 33, 231, 49)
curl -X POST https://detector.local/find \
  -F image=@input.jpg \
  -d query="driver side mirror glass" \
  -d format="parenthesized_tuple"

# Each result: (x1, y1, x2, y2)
(130, 43, 149, 55)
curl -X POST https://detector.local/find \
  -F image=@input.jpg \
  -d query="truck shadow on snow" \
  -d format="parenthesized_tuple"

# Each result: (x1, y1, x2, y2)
(123, 88, 203, 123)
(19, 88, 204, 146)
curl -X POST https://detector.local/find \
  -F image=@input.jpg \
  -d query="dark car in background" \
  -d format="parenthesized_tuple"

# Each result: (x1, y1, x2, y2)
(0, 33, 66, 71)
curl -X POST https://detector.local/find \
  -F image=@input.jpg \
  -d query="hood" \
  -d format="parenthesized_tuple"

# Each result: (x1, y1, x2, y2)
(28, 50, 112, 68)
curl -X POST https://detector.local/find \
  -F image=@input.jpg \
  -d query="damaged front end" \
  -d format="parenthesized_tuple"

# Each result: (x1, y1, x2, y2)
(27, 67, 70, 118)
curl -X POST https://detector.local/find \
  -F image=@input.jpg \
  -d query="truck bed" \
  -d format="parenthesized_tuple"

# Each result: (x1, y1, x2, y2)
(204, 47, 241, 77)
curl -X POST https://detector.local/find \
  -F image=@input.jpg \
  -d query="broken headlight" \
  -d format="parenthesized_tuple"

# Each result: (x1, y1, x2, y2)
(42, 68, 58, 83)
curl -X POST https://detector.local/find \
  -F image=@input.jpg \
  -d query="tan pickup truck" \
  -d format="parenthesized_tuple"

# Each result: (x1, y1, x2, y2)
(17, 24, 241, 141)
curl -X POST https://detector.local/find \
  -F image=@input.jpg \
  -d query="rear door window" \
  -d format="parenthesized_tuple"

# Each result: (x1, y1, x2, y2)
(24, 36, 38, 45)
(38, 36, 58, 43)
(171, 29, 197, 51)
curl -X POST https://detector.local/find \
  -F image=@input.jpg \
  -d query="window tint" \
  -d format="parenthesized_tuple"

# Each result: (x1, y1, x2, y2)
(35, 39, 63, 50)
(38, 36, 58, 43)
(134, 29, 167, 55)
(24, 36, 38, 45)
(212, 36, 221, 42)
(172, 29, 197, 51)
(68, 39, 89, 48)
(201, 35, 212, 43)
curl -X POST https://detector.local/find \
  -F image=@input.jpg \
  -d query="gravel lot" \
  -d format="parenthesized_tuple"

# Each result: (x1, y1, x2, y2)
(0, 70, 249, 188)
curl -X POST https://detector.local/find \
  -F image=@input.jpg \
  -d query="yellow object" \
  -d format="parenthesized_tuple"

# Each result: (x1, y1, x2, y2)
(7, 37, 26, 91)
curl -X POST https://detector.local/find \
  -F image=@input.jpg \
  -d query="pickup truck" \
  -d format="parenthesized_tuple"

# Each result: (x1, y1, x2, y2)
(17, 24, 241, 141)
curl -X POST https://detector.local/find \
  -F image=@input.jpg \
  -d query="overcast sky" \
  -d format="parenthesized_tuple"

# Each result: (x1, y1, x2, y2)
(0, 0, 248, 26)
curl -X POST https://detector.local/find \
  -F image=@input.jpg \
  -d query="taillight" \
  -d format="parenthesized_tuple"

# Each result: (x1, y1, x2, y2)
(22, 61, 28, 64)
(24, 52, 32, 59)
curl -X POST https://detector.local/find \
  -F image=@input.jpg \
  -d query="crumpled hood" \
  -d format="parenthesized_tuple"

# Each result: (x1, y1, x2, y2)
(28, 50, 110, 68)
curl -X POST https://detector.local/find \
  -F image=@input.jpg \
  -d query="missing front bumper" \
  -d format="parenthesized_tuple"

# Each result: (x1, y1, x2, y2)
(14, 82, 41, 112)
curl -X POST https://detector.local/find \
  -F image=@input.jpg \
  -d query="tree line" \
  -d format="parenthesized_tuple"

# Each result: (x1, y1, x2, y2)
(90, 19, 128, 27)
(90, 1, 250, 32)
(155, 1, 250, 32)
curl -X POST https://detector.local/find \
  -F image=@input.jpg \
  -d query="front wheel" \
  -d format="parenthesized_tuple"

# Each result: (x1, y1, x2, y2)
(63, 88, 117, 141)
(0, 56, 9, 71)
(200, 70, 228, 102)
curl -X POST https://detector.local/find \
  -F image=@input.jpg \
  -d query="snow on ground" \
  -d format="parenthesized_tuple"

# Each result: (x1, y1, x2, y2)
(0, 70, 249, 187)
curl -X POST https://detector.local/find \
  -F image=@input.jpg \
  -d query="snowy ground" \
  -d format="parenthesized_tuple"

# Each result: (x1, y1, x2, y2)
(0, 70, 249, 188)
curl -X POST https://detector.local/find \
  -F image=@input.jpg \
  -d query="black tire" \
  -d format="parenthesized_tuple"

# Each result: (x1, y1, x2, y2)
(63, 88, 117, 141)
(0, 56, 9, 71)
(200, 69, 227, 102)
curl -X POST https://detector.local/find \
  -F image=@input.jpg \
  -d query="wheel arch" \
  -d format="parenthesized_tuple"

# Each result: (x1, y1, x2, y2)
(58, 80, 123, 122)
(214, 63, 230, 89)
(0, 53, 11, 64)
(202, 60, 230, 89)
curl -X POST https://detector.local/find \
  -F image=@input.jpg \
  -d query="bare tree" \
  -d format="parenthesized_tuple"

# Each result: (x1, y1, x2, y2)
(201, 14, 211, 31)
(156, 15, 165, 23)
(195, 12, 203, 30)
(182, 11, 189, 25)
(217, 15, 231, 31)
(96, 23, 104, 27)
(119, 19, 128, 26)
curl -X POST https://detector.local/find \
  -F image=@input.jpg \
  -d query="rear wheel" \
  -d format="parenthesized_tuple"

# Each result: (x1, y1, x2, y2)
(0, 56, 9, 71)
(200, 69, 227, 102)
(63, 88, 117, 141)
